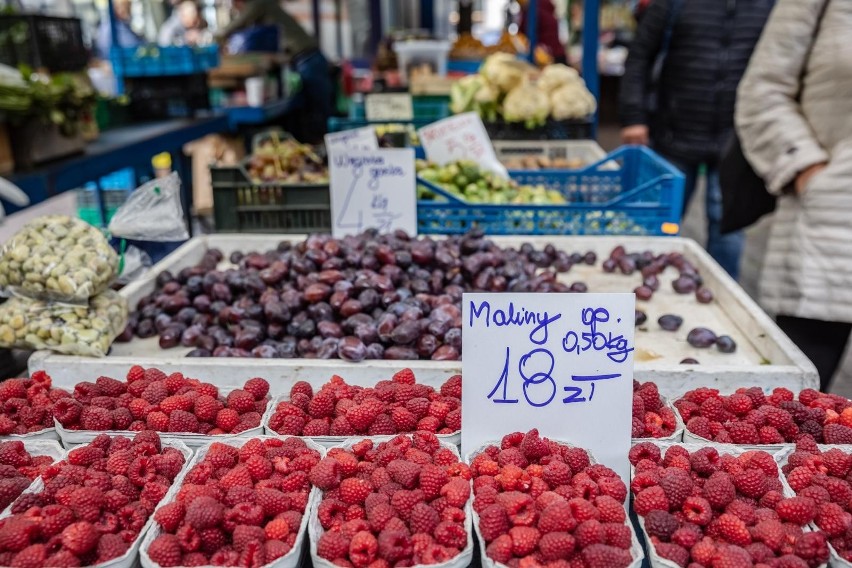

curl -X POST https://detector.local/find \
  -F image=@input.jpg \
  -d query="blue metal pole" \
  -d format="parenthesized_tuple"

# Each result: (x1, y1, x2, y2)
(420, 0, 434, 33)
(312, 0, 321, 44)
(582, 0, 600, 135)
(526, 0, 537, 63)
(369, 0, 382, 56)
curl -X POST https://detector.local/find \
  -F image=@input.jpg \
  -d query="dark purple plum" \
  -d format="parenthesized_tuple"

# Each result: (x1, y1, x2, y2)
(715, 335, 737, 353)
(687, 327, 717, 348)
(635, 310, 647, 326)
(658, 315, 684, 331)
(679, 358, 699, 364)
(672, 276, 697, 294)
(634, 286, 653, 301)
(695, 287, 714, 304)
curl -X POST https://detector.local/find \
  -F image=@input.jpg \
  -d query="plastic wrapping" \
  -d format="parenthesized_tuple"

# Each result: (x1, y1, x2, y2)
(108, 172, 190, 242)
(0, 215, 118, 303)
(0, 290, 128, 357)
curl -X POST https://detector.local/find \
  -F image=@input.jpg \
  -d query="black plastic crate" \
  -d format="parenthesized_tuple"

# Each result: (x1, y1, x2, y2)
(0, 15, 87, 72)
(484, 117, 594, 141)
(125, 74, 210, 119)
(210, 161, 330, 233)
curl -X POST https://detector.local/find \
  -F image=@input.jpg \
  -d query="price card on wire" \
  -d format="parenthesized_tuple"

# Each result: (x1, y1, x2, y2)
(328, 148, 417, 238)
(417, 112, 508, 177)
(324, 127, 379, 151)
(461, 293, 635, 480)
(365, 93, 414, 121)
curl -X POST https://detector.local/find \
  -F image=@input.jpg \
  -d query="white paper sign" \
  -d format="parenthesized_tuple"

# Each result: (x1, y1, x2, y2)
(461, 293, 635, 481)
(324, 127, 379, 151)
(365, 93, 414, 121)
(417, 112, 508, 177)
(329, 148, 417, 238)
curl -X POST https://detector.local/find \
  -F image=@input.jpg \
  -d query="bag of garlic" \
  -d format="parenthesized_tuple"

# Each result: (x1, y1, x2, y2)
(0, 290, 128, 357)
(0, 215, 119, 304)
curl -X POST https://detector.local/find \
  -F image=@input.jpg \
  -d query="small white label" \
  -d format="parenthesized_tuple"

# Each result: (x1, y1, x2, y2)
(365, 93, 414, 121)
(324, 127, 379, 151)
(328, 148, 418, 238)
(417, 112, 507, 177)
(461, 292, 636, 480)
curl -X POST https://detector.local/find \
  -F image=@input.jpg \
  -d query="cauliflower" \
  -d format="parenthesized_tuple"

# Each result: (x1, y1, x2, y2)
(550, 82, 597, 120)
(450, 74, 485, 114)
(481, 52, 535, 94)
(538, 63, 581, 94)
(473, 81, 500, 122)
(503, 83, 550, 129)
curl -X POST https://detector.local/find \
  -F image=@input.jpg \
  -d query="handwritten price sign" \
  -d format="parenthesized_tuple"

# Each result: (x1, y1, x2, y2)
(365, 93, 414, 121)
(461, 293, 635, 480)
(328, 148, 417, 238)
(324, 127, 378, 151)
(418, 112, 508, 177)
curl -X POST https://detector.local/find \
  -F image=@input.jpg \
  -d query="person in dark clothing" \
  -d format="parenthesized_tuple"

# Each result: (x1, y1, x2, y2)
(215, 0, 333, 142)
(519, 0, 567, 64)
(619, 0, 775, 280)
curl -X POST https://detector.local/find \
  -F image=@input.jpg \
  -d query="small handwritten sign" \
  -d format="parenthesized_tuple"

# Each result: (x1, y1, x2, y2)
(328, 148, 417, 238)
(324, 127, 379, 151)
(418, 112, 508, 177)
(461, 293, 635, 480)
(365, 93, 414, 121)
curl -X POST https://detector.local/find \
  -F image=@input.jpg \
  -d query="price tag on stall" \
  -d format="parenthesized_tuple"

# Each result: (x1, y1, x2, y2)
(324, 127, 379, 151)
(461, 293, 635, 481)
(328, 148, 417, 238)
(417, 112, 508, 177)
(365, 93, 414, 121)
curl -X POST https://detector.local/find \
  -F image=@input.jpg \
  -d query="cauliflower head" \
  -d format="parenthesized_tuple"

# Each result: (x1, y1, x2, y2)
(481, 52, 535, 94)
(538, 63, 581, 94)
(550, 82, 597, 120)
(503, 83, 550, 129)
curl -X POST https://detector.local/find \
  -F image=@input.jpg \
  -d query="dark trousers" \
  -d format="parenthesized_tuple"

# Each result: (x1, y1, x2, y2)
(777, 315, 852, 392)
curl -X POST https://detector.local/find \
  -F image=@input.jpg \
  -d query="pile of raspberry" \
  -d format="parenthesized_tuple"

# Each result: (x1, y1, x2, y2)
(782, 437, 852, 561)
(0, 370, 70, 435)
(0, 431, 185, 567)
(633, 380, 678, 439)
(147, 437, 318, 567)
(676, 386, 852, 445)
(53, 365, 270, 435)
(268, 369, 461, 437)
(470, 429, 635, 568)
(629, 442, 830, 567)
(0, 441, 60, 510)
(310, 433, 471, 566)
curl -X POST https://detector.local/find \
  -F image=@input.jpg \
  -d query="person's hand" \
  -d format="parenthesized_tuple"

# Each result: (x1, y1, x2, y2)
(795, 162, 827, 195)
(621, 124, 649, 146)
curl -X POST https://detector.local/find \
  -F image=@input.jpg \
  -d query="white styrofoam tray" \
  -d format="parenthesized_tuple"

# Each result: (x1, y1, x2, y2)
(140, 436, 324, 568)
(630, 442, 820, 568)
(309, 435, 474, 568)
(467, 439, 644, 568)
(0, 427, 59, 442)
(776, 445, 852, 568)
(1, 437, 193, 568)
(32, 234, 818, 398)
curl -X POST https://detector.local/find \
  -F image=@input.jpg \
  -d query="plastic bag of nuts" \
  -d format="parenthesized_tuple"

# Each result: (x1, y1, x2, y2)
(0, 290, 128, 356)
(0, 215, 119, 304)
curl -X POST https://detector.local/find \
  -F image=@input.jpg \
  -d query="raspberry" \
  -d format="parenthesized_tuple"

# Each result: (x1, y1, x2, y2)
(716, 512, 751, 546)
(628, 442, 661, 466)
(581, 543, 633, 568)
(349, 531, 378, 566)
(148, 534, 183, 567)
(824, 424, 852, 444)
(816, 502, 852, 537)
(167, 410, 198, 433)
(10, 544, 46, 568)
(53, 398, 82, 426)
(485, 534, 513, 564)
(244, 378, 270, 400)
(309, 458, 341, 491)
(538, 501, 576, 534)
(655, 542, 689, 567)
(508, 526, 539, 556)
(225, 389, 255, 413)
(733, 468, 768, 499)
(793, 531, 829, 564)
(386, 459, 420, 489)
(440, 375, 462, 399)
(97, 533, 129, 562)
(392, 368, 416, 385)
(633, 486, 669, 516)
(126, 366, 145, 383)
(389, 407, 417, 432)
(418, 464, 449, 500)
(703, 472, 736, 510)
(215, 409, 240, 432)
(80, 406, 113, 430)
(595, 495, 627, 524)
(682, 496, 713, 526)
(440, 478, 470, 508)
(644, 510, 678, 540)
(184, 496, 224, 530)
(776, 496, 817, 524)
(658, 468, 693, 508)
(316, 530, 349, 560)
(406, 502, 438, 534)
(154, 501, 185, 533)
(60, 521, 98, 555)
(539, 531, 575, 561)
(256, 488, 291, 517)
(339, 478, 372, 505)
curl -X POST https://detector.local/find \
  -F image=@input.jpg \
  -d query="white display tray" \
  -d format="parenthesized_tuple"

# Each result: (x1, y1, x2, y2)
(31, 234, 818, 398)
(0, 438, 193, 568)
(140, 436, 324, 568)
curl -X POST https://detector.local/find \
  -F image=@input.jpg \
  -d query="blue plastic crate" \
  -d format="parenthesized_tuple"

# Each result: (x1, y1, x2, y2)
(447, 60, 482, 74)
(111, 45, 219, 78)
(416, 146, 685, 236)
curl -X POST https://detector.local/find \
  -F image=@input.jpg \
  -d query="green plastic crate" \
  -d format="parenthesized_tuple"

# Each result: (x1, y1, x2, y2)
(210, 160, 330, 233)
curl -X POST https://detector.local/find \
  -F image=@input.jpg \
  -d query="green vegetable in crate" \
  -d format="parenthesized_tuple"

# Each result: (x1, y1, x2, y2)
(247, 138, 328, 184)
(417, 160, 566, 205)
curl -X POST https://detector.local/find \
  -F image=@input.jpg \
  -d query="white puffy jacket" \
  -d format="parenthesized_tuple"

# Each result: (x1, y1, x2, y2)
(736, 0, 852, 323)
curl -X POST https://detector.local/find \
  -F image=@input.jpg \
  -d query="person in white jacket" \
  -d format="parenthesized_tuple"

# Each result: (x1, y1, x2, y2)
(736, 0, 852, 391)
